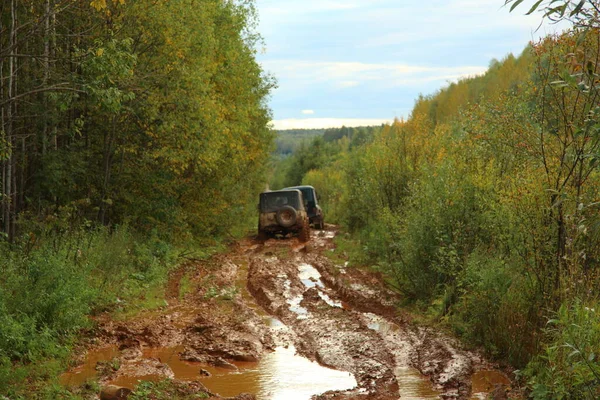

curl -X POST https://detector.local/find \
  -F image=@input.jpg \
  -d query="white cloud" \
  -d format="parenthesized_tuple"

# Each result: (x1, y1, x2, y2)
(271, 118, 393, 130)
(260, 1, 361, 18)
(301, 109, 315, 115)
(261, 60, 488, 89)
(336, 80, 361, 89)
(255, 0, 570, 122)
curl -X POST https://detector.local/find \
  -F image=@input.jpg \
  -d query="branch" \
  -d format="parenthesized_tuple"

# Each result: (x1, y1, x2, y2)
(0, 85, 85, 108)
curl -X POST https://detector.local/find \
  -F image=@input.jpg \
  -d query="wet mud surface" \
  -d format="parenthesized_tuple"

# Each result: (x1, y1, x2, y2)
(61, 226, 513, 399)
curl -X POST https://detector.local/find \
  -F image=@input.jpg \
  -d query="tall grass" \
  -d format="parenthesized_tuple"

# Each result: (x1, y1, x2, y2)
(0, 224, 176, 397)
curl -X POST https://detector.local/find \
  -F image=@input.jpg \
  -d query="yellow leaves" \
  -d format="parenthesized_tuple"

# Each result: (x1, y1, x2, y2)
(90, 0, 125, 11)
(96, 48, 104, 57)
(90, 0, 107, 11)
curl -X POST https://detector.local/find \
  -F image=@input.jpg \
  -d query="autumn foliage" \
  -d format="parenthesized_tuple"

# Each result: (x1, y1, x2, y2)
(278, 25, 600, 397)
(0, 0, 273, 396)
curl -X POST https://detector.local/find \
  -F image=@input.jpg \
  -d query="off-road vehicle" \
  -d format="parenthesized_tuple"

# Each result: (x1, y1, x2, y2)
(258, 189, 310, 242)
(284, 185, 324, 229)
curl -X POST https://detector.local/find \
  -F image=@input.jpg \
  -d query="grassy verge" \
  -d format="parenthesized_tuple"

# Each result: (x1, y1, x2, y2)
(0, 222, 236, 399)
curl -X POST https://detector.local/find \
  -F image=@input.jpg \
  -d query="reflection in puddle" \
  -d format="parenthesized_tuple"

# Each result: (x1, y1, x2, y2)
(364, 313, 401, 335)
(203, 346, 356, 399)
(105, 345, 357, 399)
(284, 280, 309, 318)
(471, 370, 511, 399)
(266, 317, 285, 329)
(298, 263, 324, 289)
(297, 264, 343, 308)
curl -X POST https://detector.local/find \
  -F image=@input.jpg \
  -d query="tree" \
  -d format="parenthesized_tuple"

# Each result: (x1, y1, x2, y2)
(505, 0, 600, 27)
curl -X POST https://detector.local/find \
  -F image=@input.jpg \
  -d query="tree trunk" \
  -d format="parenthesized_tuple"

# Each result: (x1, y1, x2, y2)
(42, 0, 52, 156)
(4, 0, 17, 240)
(99, 116, 116, 225)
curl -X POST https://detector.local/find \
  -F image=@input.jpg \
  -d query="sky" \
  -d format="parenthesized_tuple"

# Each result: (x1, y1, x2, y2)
(254, 0, 563, 130)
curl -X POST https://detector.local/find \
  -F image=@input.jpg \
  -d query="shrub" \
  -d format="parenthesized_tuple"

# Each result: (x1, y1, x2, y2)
(524, 300, 600, 399)
(0, 224, 177, 397)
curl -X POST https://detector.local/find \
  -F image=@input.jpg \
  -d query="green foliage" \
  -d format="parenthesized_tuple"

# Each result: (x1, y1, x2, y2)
(275, 129, 325, 155)
(505, 0, 600, 28)
(0, 223, 177, 397)
(129, 380, 210, 400)
(0, 0, 273, 396)
(1, 0, 274, 241)
(276, 24, 600, 393)
(270, 126, 378, 191)
(302, 163, 346, 223)
(524, 300, 600, 399)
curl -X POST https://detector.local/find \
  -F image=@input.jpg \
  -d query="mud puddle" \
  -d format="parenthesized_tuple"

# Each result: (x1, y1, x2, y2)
(60, 346, 120, 387)
(298, 263, 344, 308)
(361, 313, 441, 398)
(471, 370, 511, 399)
(203, 346, 356, 399)
(102, 345, 356, 399)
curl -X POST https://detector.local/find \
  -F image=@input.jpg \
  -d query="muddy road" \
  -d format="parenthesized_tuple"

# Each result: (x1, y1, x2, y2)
(61, 226, 512, 399)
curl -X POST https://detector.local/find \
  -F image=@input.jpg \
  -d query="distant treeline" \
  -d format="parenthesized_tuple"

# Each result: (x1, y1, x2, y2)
(271, 126, 380, 189)
(275, 126, 383, 156)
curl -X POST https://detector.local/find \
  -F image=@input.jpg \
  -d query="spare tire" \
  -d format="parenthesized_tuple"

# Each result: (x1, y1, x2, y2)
(276, 206, 297, 228)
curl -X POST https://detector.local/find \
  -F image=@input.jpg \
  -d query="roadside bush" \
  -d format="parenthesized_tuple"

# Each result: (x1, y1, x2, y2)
(0, 223, 176, 397)
(448, 251, 541, 366)
(524, 300, 600, 399)
(385, 156, 497, 301)
(302, 163, 347, 224)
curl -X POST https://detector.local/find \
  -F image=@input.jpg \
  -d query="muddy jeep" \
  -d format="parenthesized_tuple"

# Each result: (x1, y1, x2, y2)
(284, 185, 324, 229)
(258, 189, 310, 242)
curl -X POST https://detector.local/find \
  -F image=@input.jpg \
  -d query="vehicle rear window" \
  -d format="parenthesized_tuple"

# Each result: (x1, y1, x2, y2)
(299, 188, 314, 202)
(261, 192, 300, 212)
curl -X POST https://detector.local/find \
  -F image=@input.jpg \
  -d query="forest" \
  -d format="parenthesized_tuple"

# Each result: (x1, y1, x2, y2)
(0, 0, 273, 396)
(2, 0, 600, 398)
(272, 2, 600, 397)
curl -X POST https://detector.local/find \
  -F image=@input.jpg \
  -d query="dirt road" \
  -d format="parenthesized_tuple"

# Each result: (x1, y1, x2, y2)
(61, 226, 512, 399)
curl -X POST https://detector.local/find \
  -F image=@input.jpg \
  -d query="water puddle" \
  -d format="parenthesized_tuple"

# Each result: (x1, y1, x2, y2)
(266, 316, 285, 329)
(363, 313, 401, 335)
(60, 346, 120, 387)
(322, 231, 336, 239)
(298, 263, 324, 289)
(471, 370, 511, 399)
(107, 345, 257, 389)
(362, 313, 441, 398)
(284, 279, 309, 318)
(297, 263, 343, 308)
(236, 261, 265, 313)
(202, 346, 356, 399)
(81, 345, 357, 399)
(395, 367, 442, 399)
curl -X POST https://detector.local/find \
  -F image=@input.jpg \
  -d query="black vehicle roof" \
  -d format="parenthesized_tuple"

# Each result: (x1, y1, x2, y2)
(284, 185, 315, 190)
(260, 188, 303, 196)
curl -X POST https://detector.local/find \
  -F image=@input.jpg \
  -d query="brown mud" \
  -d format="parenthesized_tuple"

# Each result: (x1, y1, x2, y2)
(61, 226, 513, 399)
